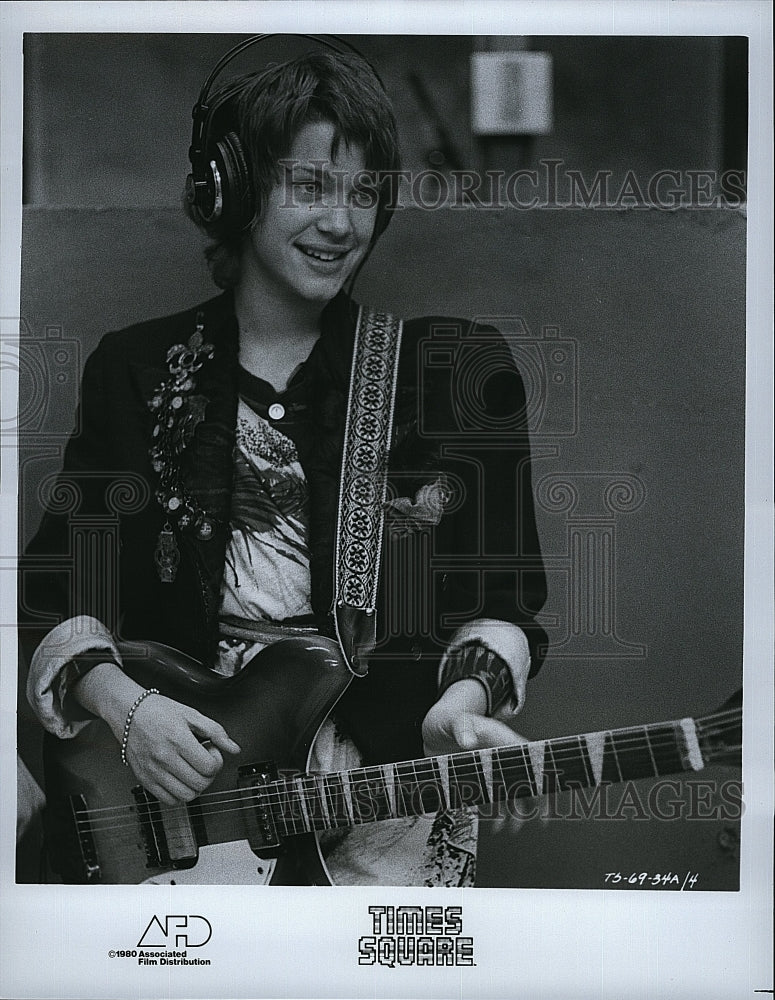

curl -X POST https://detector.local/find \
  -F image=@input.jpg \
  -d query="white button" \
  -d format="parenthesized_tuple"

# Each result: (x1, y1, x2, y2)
(268, 403, 285, 420)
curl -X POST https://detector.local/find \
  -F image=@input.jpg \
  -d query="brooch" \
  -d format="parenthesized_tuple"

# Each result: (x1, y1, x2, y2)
(148, 312, 215, 581)
(384, 476, 452, 537)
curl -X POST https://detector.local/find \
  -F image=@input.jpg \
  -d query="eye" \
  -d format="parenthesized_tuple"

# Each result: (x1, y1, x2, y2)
(293, 180, 321, 197)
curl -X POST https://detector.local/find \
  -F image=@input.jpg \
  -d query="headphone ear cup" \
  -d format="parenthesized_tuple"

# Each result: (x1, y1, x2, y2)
(193, 131, 254, 233)
(217, 131, 254, 231)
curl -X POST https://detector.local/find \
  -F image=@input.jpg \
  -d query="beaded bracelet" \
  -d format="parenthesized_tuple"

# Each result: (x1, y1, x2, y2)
(120, 688, 160, 767)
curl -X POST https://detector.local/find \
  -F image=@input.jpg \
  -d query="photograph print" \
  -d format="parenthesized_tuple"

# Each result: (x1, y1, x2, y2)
(15, 30, 747, 893)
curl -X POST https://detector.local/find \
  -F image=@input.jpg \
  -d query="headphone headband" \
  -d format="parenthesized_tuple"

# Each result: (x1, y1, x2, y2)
(196, 33, 386, 110)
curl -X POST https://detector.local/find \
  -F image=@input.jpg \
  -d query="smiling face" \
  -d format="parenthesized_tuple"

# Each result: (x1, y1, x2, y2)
(239, 120, 378, 307)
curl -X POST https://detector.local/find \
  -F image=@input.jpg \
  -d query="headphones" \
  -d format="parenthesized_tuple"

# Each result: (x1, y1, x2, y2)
(185, 34, 394, 240)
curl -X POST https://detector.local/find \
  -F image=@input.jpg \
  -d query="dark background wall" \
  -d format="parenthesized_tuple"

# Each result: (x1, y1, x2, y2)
(23, 34, 746, 205)
(17, 34, 746, 888)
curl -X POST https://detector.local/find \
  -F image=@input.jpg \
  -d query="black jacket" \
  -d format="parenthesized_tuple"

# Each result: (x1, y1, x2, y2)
(20, 291, 547, 764)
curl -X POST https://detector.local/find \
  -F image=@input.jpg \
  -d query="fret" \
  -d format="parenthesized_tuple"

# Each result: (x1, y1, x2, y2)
(249, 717, 709, 845)
(647, 722, 690, 776)
(576, 736, 595, 786)
(380, 762, 397, 817)
(271, 783, 293, 838)
(277, 781, 307, 836)
(322, 772, 353, 827)
(584, 731, 606, 786)
(478, 748, 494, 803)
(603, 726, 683, 781)
(312, 774, 331, 829)
(395, 761, 418, 816)
(393, 763, 412, 818)
(293, 777, 312, 832)
(395, 760, 443, 817)
(420, 759, 445, 814)
(297, 773, 329, 830)
(542, 741, 561, 794)
(601, 731, 624, 783)
(642, 728, 659, 775)
(349, 766, 393, 824)
(494, 744, 538, 799)
(448, 751, 488, 808)
(543, 735, 595, 792)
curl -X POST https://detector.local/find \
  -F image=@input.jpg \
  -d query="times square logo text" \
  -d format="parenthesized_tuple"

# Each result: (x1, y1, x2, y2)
(358, 905, 474, 967)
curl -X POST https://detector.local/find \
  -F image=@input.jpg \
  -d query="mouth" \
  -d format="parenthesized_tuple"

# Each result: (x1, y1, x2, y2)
(295, 244, 352, 263)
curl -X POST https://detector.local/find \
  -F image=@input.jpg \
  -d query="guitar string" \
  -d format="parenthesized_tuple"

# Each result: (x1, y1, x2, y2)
(73, 734, 745, 853)
(73, 730, 745, 841)
(71, 710, 743, 831)
(73, 728, 745, 837)
(72, 705, 743, 824)
(71, 711, 742, 839)
(72, 739, 747, 863)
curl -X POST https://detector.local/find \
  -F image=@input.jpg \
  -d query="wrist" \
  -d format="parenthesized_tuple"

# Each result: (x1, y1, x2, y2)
(436, 677, 489, 716)
(439, 642, 514, 715)
(71, 662, 145, 739)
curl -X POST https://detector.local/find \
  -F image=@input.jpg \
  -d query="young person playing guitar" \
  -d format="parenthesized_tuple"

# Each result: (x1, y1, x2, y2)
(20, 36, 548, 885)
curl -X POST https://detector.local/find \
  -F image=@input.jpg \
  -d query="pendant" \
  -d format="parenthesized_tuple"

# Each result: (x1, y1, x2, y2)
(154, 522, 180, 583)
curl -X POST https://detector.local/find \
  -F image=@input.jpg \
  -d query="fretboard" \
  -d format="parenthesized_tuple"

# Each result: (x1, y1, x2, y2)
(258, 713, 731, 840)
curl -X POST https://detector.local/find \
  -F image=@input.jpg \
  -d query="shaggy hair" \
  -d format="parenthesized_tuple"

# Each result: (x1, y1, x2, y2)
(185, 49, 401, 289)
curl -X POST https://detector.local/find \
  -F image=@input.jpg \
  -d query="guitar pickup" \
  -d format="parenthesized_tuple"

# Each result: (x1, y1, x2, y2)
(238, 761, 284, 858)
(131, 787, 198, 870)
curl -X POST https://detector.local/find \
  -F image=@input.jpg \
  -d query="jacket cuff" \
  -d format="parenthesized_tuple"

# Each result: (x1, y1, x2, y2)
(437, 619, 531, 716)
(26, 616, 122, 739)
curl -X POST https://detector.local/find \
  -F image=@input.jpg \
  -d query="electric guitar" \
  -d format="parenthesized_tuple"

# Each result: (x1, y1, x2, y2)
(43, 636, 742, 885)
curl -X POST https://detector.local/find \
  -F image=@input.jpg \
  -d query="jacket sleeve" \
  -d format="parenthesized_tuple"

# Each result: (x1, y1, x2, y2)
(18, 337, 124, 731)
(418, 319, 549, 676)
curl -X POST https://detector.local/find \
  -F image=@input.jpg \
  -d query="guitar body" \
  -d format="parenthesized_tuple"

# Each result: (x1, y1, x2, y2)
(43, 636, 352, 885)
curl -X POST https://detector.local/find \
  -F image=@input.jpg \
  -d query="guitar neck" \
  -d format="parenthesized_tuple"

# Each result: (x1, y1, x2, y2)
(263, 708, 741, 838)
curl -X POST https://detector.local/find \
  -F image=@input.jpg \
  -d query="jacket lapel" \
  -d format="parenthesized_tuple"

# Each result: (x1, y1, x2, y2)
(179, 296, 240, 643)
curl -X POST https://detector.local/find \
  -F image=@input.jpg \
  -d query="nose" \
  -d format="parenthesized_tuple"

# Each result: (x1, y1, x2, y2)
(316, 204, 354, 240)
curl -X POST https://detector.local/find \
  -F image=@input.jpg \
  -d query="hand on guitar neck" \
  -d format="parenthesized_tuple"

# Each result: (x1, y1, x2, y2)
(422, 678, 527, 756)
(71, 662, 241, 805)
(423, 679, 530, 839)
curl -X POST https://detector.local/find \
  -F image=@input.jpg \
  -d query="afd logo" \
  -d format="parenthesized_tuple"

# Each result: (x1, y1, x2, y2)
(137, 915, 212, 949)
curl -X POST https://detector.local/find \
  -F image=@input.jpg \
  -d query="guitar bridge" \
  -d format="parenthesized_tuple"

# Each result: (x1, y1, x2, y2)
(238, 761, 284, 858)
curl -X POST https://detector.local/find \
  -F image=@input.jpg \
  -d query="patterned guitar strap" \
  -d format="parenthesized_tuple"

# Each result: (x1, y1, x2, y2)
(334, 305, 403, 676)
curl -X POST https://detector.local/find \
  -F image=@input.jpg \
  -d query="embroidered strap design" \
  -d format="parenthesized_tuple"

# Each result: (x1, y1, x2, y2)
(335, 306, 403, 614)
